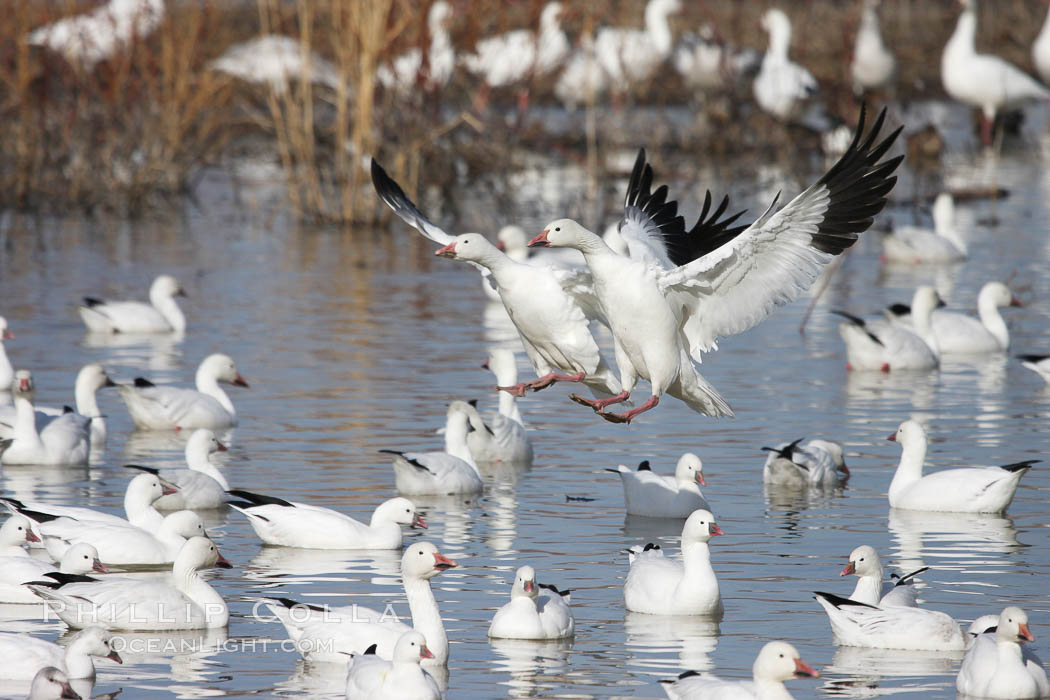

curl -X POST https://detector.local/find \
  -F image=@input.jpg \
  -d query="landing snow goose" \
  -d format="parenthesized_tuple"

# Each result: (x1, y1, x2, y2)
(489, 565, 574, 640)
(0, 627, 121, 680)
(126, 429, 229, 510)
(753, 8, 820, 123)
(345, 630, 441, 700)
(78, 274, 185, 334)
(0, 365, 111, 444)
(887, 419, 1035, 513)
(532, 105, 901, 423)
(1035, 3, 1050, 84)
(881, 193, 966, 263)
(851, 0, 896, 95)
(660, 641, 820, 700)
(36, 509, 206, 566)
(0, 316, 12, 391)
(957, 607, 1049, 698)
(813, 591, 965, 651)
(117, 352, 248, 430)
(0, 542, 108, 604)
(838, 545, 924, 608)
(371, 159, 622, 398)
(228, 490, 423, 549)
(209, 35, 340, 92)
(27, 667, 80, 700)
(941, 0, 1050, 145)
(30, 536, 231, 630)
(594, 0, 681, 93)
(376, 2, 453, 96)
(834, 285, 941, 371)
(607, 453, 709, 517)
(761, 438, 849, 487)
(464, 355, 533, 463)
(264, 541, 457, 664)
(624, 509, 723, 617)
(884, 281, 1022, 353)
(382, 401, 483, 496)
(0, 375, 90, 466)
(1019, 354, 1050, 384)
(28, 0, 164, 69)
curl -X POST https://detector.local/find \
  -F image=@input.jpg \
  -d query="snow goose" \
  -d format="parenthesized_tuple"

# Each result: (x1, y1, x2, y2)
(834, 285, 941, 371)
(887, 419, 1035, 513)
(673, 24, 760, 92)
(30, 536, 231, 630)
(813, 591, 965, 651)
(1019, 354, 1050, 384)
(885, 281, 1022, 353)
(264, 541, 457, 664)
(0, 627, 121, 680)
(607, 453, 709, 518)
(28, 0, 164, 69)
(496, 224, 583, 268)
(1035, 3, 1050, 84)
(209, 35, 340, 92)
(941, 0, 1050, 146)
(117, 352, 248, 430)
(461, 399, 532, 465)
(346, 630, 441, 700)
(838, 545, 924, 608)
(624, 509, 723, 617)
(0, 376, 90, 466)
(38, 509, 207, 566)
(0, 542, 108, 604)
(371, 159, 622, 398)
(957, 607, 1049, 698)
(753, 8, 819, 123)
(532, 106, 901, 423)
(660, 640, 820, 699)
(26, 667, 80, 700)
(78, 274, 185, 334)
(0, 365, 111, 445)
(461, 2, 568, 111)
(489, 565, 574, 640)
(0, 514, 39, 556)
(761, 438, 849, 487)
(881, 193, 966, 264)
(228, 490, 423, 549)
(482, 349, 532, 436)
(376, 2, 453, 96)
(127, 429, 229, 510)
(381, 401, 483, 495)
(594, 0, 681, 94)
(851, 0, 896, 95)
(0, 316, 13, 392)
(554, 32, 608, 110)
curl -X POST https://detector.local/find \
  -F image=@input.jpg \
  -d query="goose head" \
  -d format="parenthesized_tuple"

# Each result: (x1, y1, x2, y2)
(149, 274, 185, 303)
(28, 667, 80, 700)
(393, 630, 434, 663)
(61, 542, 110, 574)
(931, 192, 955, 231)
(511, 565, 539, 599)
(841, 545, 882, 578)
(681, 509, 723, 544)
(760, 8, 792, 47)
(160, 510, 207, 540)
(186, 428, 226, 460)
(402, 541, 458, 581)
(996, 606, 1035, 644)
(530, 219, 597, 251)
(127, 472, 177, 504)
(12, 368, 34, 395)
(76, 363, 116, 394)
(887, 418, 926, 447)
(177, 535, 232, 571)
(0, 316, 11, 340)
(375, 497, 426, 529)
(496, 225, 529, 259)
(968, 614, 1001, 639)
(0, 514, 38, 547)
(198, 353, 249, 388)
(753, 641, 820, 682)
(909, 285, 943, 321)
(69, 625, 122, 664)
(428, 1, 451, 31)
(434, 233, 501, 265)
(978, 281, 1023, 310)
(539, 2, 562, 30)
(675, 453, 706, 487)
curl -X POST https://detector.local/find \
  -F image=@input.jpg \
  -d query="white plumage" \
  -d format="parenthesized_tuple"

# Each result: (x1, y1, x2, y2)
(813, 590, 965, 651)
(608, 453, 709, 517)
(753, 8, 819, 122)
(660, 640, 820, 699)
(345, 630, 441, 700)
(0, 627, 120, 680)
(0, 316, 13, 392)
(838, 545, 921, 608)
(28, 0, 165, 69)
(761, 438, 849, 487)
(376, 2, 453, 95)
(1019, 354, 1050, 384)
(594, 0, 681, 92)
(134, 429, 229, 510)
(0, 542, 107, 604)
(117, 353, 248, 430)
(851, 0, 896, 95)
(461, 3, 567, 92)
(0, 376, 91, 466)
(383, 401, 484, 495)
(78, 274, 186, 334)
(488, 565, 575, 640)
(210, 35, 340, 92)
(884, 281, 1021, 354)
(836, 285, 941, 371)
(881, 193, 966, 264)
(957, 607, 1049, 699)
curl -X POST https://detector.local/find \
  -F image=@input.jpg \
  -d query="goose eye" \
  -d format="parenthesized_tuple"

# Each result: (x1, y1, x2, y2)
(554, 227, 561, 231)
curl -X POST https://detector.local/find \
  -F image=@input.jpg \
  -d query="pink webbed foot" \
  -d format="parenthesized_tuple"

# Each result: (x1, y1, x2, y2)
(496, 383, 529, 397)
(600, 396, 660, 425)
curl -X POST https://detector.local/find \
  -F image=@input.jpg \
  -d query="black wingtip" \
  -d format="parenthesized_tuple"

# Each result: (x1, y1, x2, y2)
(363, 643, 378, 655)
(998, 459, 1039, 473)
(124, 464, 159, 475)
(636, 460, 651, 471)
(43, 572, 99, 585)
(226, 489, 294, 508)
(133, 377, 155, 388)
(82, 297, 104, 308)
(813, 591, 879, 609)
(887, 303, 911, 316)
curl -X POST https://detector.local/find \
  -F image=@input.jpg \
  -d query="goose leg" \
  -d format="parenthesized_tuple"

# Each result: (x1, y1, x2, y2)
(600, 395, 659, 424)
(498, 371, 586, 395)
(569, 390, 630, 411)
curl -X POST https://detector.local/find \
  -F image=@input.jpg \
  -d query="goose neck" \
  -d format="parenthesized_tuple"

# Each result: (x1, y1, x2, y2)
(946, 9, 976, 58)
(645, 1, 675, 56)
(63, 637, 97, 679)
(977, 294, 1009, 350)
(444, 412, 477, 468)
(13, 396, 43, 446)
(175, 566, 228, 627)
(195, 370, 235, 416)
(404, 576, 448, 663)
(891, 436, 927, 491)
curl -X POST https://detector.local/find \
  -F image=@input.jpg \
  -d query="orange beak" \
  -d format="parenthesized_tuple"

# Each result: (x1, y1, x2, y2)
(413, 514, 428, 529)
(1010, 297, 1024, 307)
(215, 551, 233, 568)
(232, 374, 250, 388)
(1018, 622, 1035, 642)
(528, 230, 551, 248)
(435, 242, 457, 258)
(93, 558, 110, 573)
(496, 241, 506, 251)
(794, 658, 820, 677)
(841, 561, 856, 576)
(696, 472, 706, 487)
(18, 377, 30, 392)
(433, 552, 458, 571)
(107, 649, 123, 664)
(709, 523, 724, 536)
(524, 579, 535, 593)
(887, 432, 897, 442)
(162, 483, 178, 496)
(25, 528, 40, 543)
(217, 442, 228, 452)
(421, 643, 435, 659)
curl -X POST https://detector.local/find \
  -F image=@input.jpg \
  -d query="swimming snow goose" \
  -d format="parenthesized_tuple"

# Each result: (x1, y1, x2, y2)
(0, 375, 91, 466)
(1019, 354, 1050, 384)
(0, 365, 112, 445)
(0, 514, 40, 556)
(942, 0, 1050, 146)
(624, 509, 723, 617)
(607, 453, 709, 517)
(127, 429, 229, 510)
(660, 640, 820, 700)
(117, 353, 248, 430)
(532, 106, 901, 423)
(345, 630, 441, 700)
(27, 667, 80, 700)
(376, 2, 454, 96)
(38, 509, 207, 567)
(78, 274, 186, 334)
(838, 545, 924, 608)
(30, 536, 231, 630)
(0, 542, 108, 604)
(851, 0, 896, 96)
(489, 565, 574, 640)
(381, 401, 484, 495)
(835, 285, 942, 371)
(753, 8, 820, 123)
(957, 607, 1049, 699)
(0, 627, 120, 680)
(888, 419, 1034, 513)
(813, 590, 965, 651)
(761, 438, 849, 487)
(0, 316, 13, 391)
(371, 159, 622, 398)
(264, 541, 457, 664)
(881, 192, 966, 263)
(228, 490, 424, 549)
(464, 350, 533, 464)
(594, 0, 681, 94)
(884, 281, 1022, 353)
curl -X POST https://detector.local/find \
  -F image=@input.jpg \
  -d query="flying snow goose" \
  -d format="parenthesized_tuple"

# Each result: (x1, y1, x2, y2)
(127, 429, 229, 510)
(30, 536, 231, 630)
(0, 375, 90, 466)
(594, 0, 681, 94)
(28, 0, 164, 69)
(532, 106, 901, 423)
(660, 641, 820, 700)
(0, 627, 121, 680)
(381, 401, 483, 496)
(228, 490, 423, 549)
(78, 274, 186, 334)
(834, 285, 941, 371)
(209, 35, 340, 92)
(489, 565, 574, 640)
(624, 509, 723, 617)
(0, 542, 108, 604)
(264, 541, 457, 664)
(887, 419, 1035, 513)
(881, 193, 966, 264)
(27, 667, 80, 700)
(762, 438, 849, 487)
(376, 2, 454, 96)
(851, 0, 896, 95)
(37, 509, 206, 566)
(0, 316, 13, 392)
(371, 159, 622, 398)
(607, 453, 709, 517)
(941, 0, 1050, 146)
(673, 24, 760, 92)
(753, 8, 820, 123)
(463, 357, 533, 464)
(1035, 3, 1050, 84)
(884, 281, 1022, 353)
(838, 545, 924, 608)
(813, 591, 965, 651)
(345, 630, 441, 700)
(957, 607, 1049, 699)
(1019, 354, 1050, 384)
(117, 353, 248, 430)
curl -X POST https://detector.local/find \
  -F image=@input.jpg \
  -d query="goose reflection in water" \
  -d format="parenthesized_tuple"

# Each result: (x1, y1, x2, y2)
(821, 645, 963, 697)
(888, 508, 1021, 575)
(80, 330, 184, 373)
(623, 613, 719, 676)
(244, 545, 403, 584)
(490, 638, 572, 698)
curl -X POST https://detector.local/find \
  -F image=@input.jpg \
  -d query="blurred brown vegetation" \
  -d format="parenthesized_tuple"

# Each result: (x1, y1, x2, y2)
(0, 0, 1046, 220)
